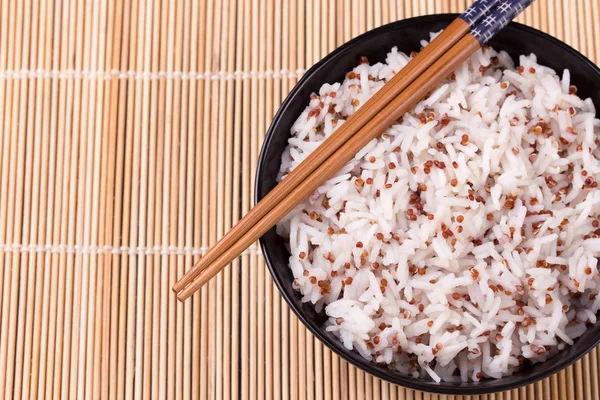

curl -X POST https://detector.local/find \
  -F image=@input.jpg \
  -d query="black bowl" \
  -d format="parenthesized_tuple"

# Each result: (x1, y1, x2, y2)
(256, 14, 600, 395)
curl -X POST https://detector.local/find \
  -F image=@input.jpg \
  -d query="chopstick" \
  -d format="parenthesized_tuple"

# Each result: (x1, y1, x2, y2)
(175, 0, 534, 301)
(173, 20, 469, 294)
(173, 0, 493, 295)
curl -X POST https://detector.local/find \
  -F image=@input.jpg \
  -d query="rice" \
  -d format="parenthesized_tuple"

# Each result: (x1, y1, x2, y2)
(276, 32, 600, 382)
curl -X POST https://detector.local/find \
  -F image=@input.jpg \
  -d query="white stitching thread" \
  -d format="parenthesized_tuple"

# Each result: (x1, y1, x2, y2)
(0, 68, 307, 81)
(0, 243, 262, 256)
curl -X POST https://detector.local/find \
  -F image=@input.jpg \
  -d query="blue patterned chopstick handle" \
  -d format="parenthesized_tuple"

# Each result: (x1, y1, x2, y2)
(470, 0, 536, 45)
(459, 0, 502, 26)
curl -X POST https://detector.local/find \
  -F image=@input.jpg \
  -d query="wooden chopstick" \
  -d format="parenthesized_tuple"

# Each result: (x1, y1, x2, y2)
(173, 18, 469, 294)
(175, 0, 534, 300)
(173, 12, 478, 295)
(177, 32, 481, 301)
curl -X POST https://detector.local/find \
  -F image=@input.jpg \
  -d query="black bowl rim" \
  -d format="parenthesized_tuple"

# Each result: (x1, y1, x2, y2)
(256, 13, 600, 395)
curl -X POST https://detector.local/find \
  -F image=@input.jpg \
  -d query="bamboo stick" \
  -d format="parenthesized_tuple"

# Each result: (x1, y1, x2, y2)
(126, 9, 143, 400)
(17, 0, 43, 396)
(118, 0, 140, 396)
(222, 0, 237, 393)
(357, 365, 365, 400)
(207, 0, 222, 397)
(98, 13, 114, 400)
(406, 387, 415, 400)
(101, 0, 122, 398)
(230, 14, 243, 400)
(164, 0, 179, 398)
(90, 0, 110, 397)
(214, 0, 230, 396)
(374, 0, 382, 27)
(36, 0, 63, 396)
(192, 0, 207, 397)
(198, 0, 212, 395)
(340, 359, 348, 400)
(349, 364, 356, 400)
(306, 0, 313, 67)
(591, 348, 600, 400)
(580, 0, 593, 61)
(366, 0, 374, 32)
(80, 0, 104, 396)
(382, 0, 390, 26)
(382, 382, 390, 400)
(365, 374, 373, 400)
(146, 0, 162, 397)
(134, 0, 154, 396)
(156, 0, 170, 398)
(148, 0, 164, 398)
(322, 0, 330, 56)
(182, 0, 195, 398)
(111, 0, 132, 392)
(406, 0, 413, 19)
(170, 0, 185, 398)
(130, 0, 149, 397)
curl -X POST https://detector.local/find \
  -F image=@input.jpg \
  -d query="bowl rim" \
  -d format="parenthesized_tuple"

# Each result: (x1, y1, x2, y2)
(255, 13, 600, 395)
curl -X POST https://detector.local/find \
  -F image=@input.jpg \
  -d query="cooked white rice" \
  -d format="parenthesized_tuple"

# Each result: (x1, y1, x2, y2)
(276, 32, 600, 382)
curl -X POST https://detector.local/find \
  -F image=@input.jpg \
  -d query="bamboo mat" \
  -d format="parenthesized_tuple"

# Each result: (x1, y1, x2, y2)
(1, 0, 600, 399)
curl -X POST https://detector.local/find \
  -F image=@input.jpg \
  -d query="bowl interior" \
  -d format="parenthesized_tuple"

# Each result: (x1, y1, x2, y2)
(256, 14, 600, 394)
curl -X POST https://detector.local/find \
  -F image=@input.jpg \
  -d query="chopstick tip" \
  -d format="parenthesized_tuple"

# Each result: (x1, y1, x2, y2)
(177, 291, 190, 302)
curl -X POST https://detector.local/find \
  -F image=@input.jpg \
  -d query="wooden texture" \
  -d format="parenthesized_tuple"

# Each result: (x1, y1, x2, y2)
(0, 0, 598, 399)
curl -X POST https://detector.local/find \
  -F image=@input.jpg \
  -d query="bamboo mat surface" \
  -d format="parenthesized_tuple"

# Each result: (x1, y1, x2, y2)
(1, 0, 600, 399)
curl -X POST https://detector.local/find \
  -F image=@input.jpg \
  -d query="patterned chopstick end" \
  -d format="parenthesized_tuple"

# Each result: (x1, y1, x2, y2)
(470, 0, 536, 45)
(459, 0, 503, 26)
